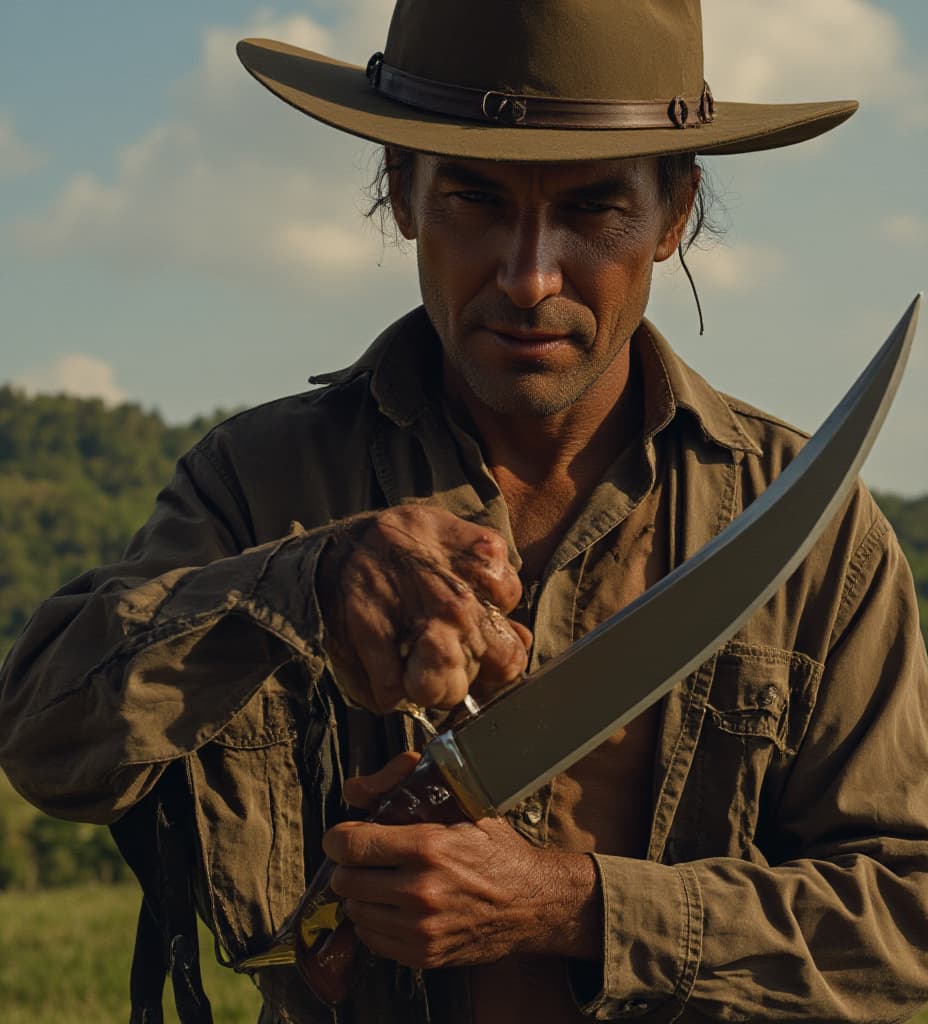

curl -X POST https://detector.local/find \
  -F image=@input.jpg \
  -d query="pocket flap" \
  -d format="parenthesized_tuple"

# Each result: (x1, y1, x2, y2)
(708, 641, 823, 751)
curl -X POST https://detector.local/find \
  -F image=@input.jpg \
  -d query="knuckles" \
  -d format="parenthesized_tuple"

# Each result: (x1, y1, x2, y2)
(401, 877, 445, 916)
(408, 825, 451, 867)
(324, 504, 524, 711)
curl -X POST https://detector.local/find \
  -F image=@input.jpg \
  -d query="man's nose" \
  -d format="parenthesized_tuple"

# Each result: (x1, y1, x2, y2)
(495, 214, 563, 309)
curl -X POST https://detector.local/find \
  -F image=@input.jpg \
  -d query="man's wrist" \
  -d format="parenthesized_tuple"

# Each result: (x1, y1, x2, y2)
(526, 850, 603, 962)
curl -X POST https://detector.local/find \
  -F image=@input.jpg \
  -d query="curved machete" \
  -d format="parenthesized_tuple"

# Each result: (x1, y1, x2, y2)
(239, 296, 920, 990)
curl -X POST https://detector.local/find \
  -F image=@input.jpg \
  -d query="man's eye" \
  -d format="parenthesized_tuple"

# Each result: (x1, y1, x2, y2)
(451, 190, 498, 204)
(570, 200, 613, 214)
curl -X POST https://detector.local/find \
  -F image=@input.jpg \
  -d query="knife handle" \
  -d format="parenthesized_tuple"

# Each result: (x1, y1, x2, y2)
(295, 747, 473, 1004)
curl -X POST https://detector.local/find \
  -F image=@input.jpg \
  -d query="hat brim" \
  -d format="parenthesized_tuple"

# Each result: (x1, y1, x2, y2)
(238, 38, 858, 161)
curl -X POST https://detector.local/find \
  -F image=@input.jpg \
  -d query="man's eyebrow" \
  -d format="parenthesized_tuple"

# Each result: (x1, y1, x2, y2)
(432, 162, 506, 191)
(560, 177, 637, 202)
(431, 163, 639, 201)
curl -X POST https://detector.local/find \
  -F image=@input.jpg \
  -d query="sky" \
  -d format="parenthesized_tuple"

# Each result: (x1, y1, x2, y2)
(1, 0, 926, 495)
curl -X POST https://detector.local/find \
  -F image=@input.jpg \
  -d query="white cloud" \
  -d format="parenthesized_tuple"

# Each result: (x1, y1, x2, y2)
(880, 215, 928, 246)
(702, 0, 925, 112)
(660, 242, 783, 293)
(198, 12, 334, 99)
(12, 355, 128, 405)
(0, 114, 45, 179)
(276, 220, 375, 273)
(15, 5, 403, 288)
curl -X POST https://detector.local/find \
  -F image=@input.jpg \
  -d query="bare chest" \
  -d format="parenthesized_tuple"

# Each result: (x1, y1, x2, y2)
(500, 475, 587, 585)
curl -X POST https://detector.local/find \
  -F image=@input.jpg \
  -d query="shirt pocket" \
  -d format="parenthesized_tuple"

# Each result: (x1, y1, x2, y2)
(668, 641, 823, 862)
(189, 673, 307, 959)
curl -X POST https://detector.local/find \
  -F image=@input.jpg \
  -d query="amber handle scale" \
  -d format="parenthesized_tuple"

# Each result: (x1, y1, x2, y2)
(289, 729, 494, 1005)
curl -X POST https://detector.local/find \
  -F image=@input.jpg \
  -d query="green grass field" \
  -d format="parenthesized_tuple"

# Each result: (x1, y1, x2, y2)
(0, 882, 263, 1024)
(1, 772, 263, 1022)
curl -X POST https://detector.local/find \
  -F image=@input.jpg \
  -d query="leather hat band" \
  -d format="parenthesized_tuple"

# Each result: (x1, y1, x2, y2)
(367, 53, 715, 130)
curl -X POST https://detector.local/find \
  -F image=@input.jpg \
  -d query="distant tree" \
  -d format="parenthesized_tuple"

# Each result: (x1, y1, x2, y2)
(0, 807, 37, 890)
(22, 816, 131, 887)
(874, 492, 928, 645)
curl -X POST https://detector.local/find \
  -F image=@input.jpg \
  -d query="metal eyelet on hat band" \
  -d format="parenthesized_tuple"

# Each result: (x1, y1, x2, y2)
(669, 96, 689, 128)
(366, 51, 384, 87)
(699, 81, 716, 123)
(481, 91, 528, 125)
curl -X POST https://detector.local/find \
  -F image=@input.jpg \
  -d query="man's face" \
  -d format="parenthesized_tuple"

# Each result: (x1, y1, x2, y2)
(391, 154, 691, 420)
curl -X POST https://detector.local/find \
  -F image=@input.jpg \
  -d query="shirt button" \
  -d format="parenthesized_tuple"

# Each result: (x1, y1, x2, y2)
(620, 999, 649, 1015)
(524, 804, 543, 825)
(758, 684, 779, 708)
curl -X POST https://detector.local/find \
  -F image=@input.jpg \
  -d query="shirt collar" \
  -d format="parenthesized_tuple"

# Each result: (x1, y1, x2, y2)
(636, 319, 762, 456)
(308, 307, 438, 427)
(310, 307, 761, 456)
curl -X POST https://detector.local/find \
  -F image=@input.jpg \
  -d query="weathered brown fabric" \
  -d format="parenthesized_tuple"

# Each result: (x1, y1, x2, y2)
(2, 308, 928, 1024)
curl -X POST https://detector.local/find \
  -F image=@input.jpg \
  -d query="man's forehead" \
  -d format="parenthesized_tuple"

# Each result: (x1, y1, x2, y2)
(420, 153, 657, 193)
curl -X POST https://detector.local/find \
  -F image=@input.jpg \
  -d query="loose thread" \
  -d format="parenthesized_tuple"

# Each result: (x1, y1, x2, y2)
(678, 243, 705, 336)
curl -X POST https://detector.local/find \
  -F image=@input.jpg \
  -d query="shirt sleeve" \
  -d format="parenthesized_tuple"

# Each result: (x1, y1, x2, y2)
(0, 442, 332, 824)
(576, 518, 928, 1022)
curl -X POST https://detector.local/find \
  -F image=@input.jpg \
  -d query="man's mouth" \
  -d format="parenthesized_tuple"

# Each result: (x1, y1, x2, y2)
(485, 325, 572, 345)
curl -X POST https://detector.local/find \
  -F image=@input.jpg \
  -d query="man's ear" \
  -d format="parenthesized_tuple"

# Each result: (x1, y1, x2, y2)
(654, 164, 700, 263)
(387, 147, 417, 240)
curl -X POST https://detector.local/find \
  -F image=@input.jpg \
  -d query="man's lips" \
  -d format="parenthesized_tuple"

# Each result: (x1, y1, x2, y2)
(485, 325, 572, 344)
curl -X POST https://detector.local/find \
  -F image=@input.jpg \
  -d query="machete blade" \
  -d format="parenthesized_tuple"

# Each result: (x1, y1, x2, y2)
(451, 296, 921, 814)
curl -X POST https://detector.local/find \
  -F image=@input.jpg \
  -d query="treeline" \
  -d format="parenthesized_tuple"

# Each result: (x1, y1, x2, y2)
(0, 792, 131, 890)
(878, 492, 928, 640)
(0, 386, 231, 658)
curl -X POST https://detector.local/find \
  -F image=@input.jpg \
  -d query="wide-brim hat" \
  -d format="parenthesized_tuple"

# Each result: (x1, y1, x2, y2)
(237, 0, 858, 162)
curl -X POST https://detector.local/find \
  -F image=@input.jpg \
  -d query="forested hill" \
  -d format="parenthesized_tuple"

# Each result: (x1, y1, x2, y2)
(0, 386, 232, 657)
(0, 385, 926, 661)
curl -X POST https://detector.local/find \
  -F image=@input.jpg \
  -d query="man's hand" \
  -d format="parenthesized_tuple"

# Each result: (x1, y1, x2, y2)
(317, 506, 532, 712)
(321, 753, 603, 971)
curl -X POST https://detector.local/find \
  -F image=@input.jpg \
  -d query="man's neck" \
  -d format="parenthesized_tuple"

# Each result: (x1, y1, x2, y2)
(444, 341, 644, 583)
(444, 341, 641, 485)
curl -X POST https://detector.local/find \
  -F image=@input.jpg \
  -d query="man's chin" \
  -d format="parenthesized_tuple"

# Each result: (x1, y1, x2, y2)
(461, 374, 582, 420)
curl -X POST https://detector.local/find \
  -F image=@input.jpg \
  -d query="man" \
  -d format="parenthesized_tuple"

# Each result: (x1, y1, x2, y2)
(2, 2, 928, 1022)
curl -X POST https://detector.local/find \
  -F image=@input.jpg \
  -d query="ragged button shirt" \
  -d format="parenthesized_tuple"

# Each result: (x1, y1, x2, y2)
(2, 308, 928, 1024)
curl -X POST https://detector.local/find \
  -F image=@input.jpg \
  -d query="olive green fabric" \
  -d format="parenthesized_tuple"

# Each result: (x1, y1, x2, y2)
(2, 311, 928, 1022)
(382, 0, 703, 99)
(236, 0, 858, 161)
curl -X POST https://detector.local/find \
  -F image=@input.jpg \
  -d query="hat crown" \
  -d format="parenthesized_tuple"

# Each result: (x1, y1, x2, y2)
(383, 0, 705, 101)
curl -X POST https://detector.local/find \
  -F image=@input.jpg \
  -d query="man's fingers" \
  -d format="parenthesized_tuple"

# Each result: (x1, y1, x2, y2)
(323, 822, 400, 866)
(323, 820, 446, 866)
(351, 921, 419, 967)
(342, 751, 421, 811)
(449, 529, 523, 613)
(400, 604, 530, 707)
(403, 619, 478, 707)
(473, 610, 530, 685)
(511, 620, 533, 653)
(330, 869, 400, 907)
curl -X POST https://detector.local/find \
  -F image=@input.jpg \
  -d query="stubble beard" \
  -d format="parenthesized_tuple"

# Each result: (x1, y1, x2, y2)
(446, 339, 614, 419)
(422, 283, 621, 419)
